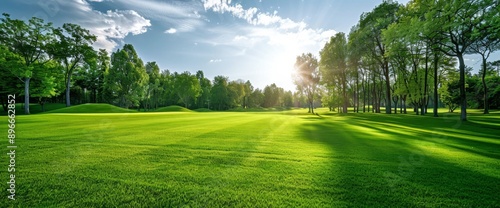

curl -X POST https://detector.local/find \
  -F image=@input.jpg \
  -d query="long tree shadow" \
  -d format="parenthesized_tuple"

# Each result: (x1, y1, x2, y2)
(297, 115, 500, 207)
(346, 119, 500, 160)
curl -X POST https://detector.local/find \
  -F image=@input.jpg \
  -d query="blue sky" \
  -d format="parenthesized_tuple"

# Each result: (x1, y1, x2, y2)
(3, 0, 496, 91)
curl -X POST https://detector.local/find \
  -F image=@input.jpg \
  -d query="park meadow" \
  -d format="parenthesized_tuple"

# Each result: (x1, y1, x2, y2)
(1, 0, 500, 207)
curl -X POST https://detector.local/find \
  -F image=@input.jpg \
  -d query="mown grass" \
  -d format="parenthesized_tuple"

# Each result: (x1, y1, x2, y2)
(1, 108, 499, 207)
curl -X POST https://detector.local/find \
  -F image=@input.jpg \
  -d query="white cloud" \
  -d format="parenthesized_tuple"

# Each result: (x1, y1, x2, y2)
(202, 0, 307, 31)
(201, 0, 336, 53)
(165, 28, 177, 34)
(46, 0, 151, 51)
(115, 0, 205, 33)
(209, 59, 222, 63)
(88, 10, 151, 51)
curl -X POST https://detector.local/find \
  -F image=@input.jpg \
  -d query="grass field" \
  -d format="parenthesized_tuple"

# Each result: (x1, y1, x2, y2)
(1, 105, 500, 207)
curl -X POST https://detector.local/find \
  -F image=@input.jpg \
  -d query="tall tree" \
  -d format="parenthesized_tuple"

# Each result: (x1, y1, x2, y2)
(196, 70, 212, 109)
(51, 23, 96, 107)
(294, 53, 320, 114)
(0, 13, 55, 114)
(422, 0, 498, 121)
(30, 60, 64, 111)
(357, 1, 401, 114)
(106, 44, 148, 108)
(211, 75, 230, 110)
(173, 71, 201, 108)
(320, 32, 349, 113)
(145, 61, 161, 110)
(467, 4, 500, 114)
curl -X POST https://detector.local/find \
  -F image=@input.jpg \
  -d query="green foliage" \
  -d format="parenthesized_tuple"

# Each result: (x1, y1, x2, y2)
(0, 13, 55, 114)
(294, 53, 319, 113)
(263, 83, 284, 108)
(173, 71, 201, 108)
(143, 61, 161, 110)
(320, 32, 349, 113)
(105, 44, 149, 108)
(196, 70, 212, 109)
(210, 75, 231, 110)
(51, 23, 97, 106)
(248, 88, 264, 108)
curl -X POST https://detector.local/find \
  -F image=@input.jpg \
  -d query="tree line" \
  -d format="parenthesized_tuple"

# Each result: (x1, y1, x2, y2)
(293, 0, 499, 121)
(0, 13, 306, 114)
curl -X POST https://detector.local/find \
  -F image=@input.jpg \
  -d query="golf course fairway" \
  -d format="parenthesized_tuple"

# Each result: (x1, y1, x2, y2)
(2, 109, 499, 207)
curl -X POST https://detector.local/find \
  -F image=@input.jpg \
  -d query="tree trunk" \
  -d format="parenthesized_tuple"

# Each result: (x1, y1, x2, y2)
(66, 73, 72, 107)
(310, 102, 314, 114)
(481, 57, 489, 114)
(394, 97, 398, 114)
(457, 54, 467, 121)
(24, 77, 30, 114)
(384, 60, 391, 114)
(433, 53, 439, 117)
(356, 75, 360, 113)
(422, 54, 429, 116)
(400, 95, 403, 114)
(403, 96, 407, 114)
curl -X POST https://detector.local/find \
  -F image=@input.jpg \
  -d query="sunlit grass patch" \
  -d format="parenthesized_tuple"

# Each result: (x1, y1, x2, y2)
(1, 108, 499, 207)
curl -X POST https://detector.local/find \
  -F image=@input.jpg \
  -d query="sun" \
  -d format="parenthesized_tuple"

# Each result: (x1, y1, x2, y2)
(267, 48, 299, 92)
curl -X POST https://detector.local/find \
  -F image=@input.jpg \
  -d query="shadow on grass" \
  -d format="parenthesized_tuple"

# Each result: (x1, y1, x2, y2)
(296, 114, 500, 207)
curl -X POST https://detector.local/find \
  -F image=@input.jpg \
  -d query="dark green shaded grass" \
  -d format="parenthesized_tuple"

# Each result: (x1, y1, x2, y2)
(0, 103, 67, 115)
(193, 108, 212, 112)
(1, 109, 499, 207)
(45, 103, 136, 113)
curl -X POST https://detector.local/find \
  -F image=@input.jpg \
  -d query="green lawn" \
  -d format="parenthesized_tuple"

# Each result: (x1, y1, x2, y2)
(1, 107, 499, 207)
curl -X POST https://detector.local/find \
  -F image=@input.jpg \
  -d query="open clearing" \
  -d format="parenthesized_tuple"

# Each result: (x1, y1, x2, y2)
(2, 108, 500, 207)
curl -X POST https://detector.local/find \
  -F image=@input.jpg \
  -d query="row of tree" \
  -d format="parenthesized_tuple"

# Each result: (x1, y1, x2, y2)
(293, 0, 499, 121)
(0, 13, 305, 113)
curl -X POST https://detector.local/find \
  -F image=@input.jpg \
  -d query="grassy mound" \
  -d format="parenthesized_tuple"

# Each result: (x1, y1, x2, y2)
(154, 105, 192, 112)
(193, 108, 212, 112)
(45, 103, 136, 113)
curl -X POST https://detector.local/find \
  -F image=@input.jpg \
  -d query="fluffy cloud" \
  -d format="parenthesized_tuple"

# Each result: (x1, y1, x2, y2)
(42, 0, 151, 51)
(114, 0, 205, 33)
(201, 0, 336, 51)
(86, 10, 151, 51)
(165, 28, 177, 34)
(202, 0, 307, 31)
(209, 59, 222, 63)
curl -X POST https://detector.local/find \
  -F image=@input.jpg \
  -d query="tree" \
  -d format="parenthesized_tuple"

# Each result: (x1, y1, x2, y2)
(0, 45, 25, 111)
(196, 70, 212, 109)
(0, 13, 55, 114)
(144, 61, 161, 110)
(283, 90, 293, 108)
(105, 44, 148, 108)
(30, 60, 64, 111)
(242, 80, 253, 109)
(467, 6, 500, 113)
(294, 53, 320, 114)
(357, 1, 401, 114)
(174, 71, 201, 108)
(248, 88, 264, 108)
(320, 32, 349, 113)
(228, 79, 246, 108)
(422, 0, 499, 121)
(95, 49, 109, 103)
(50, 23, 96, 107)
(211, 75, 230, 110)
